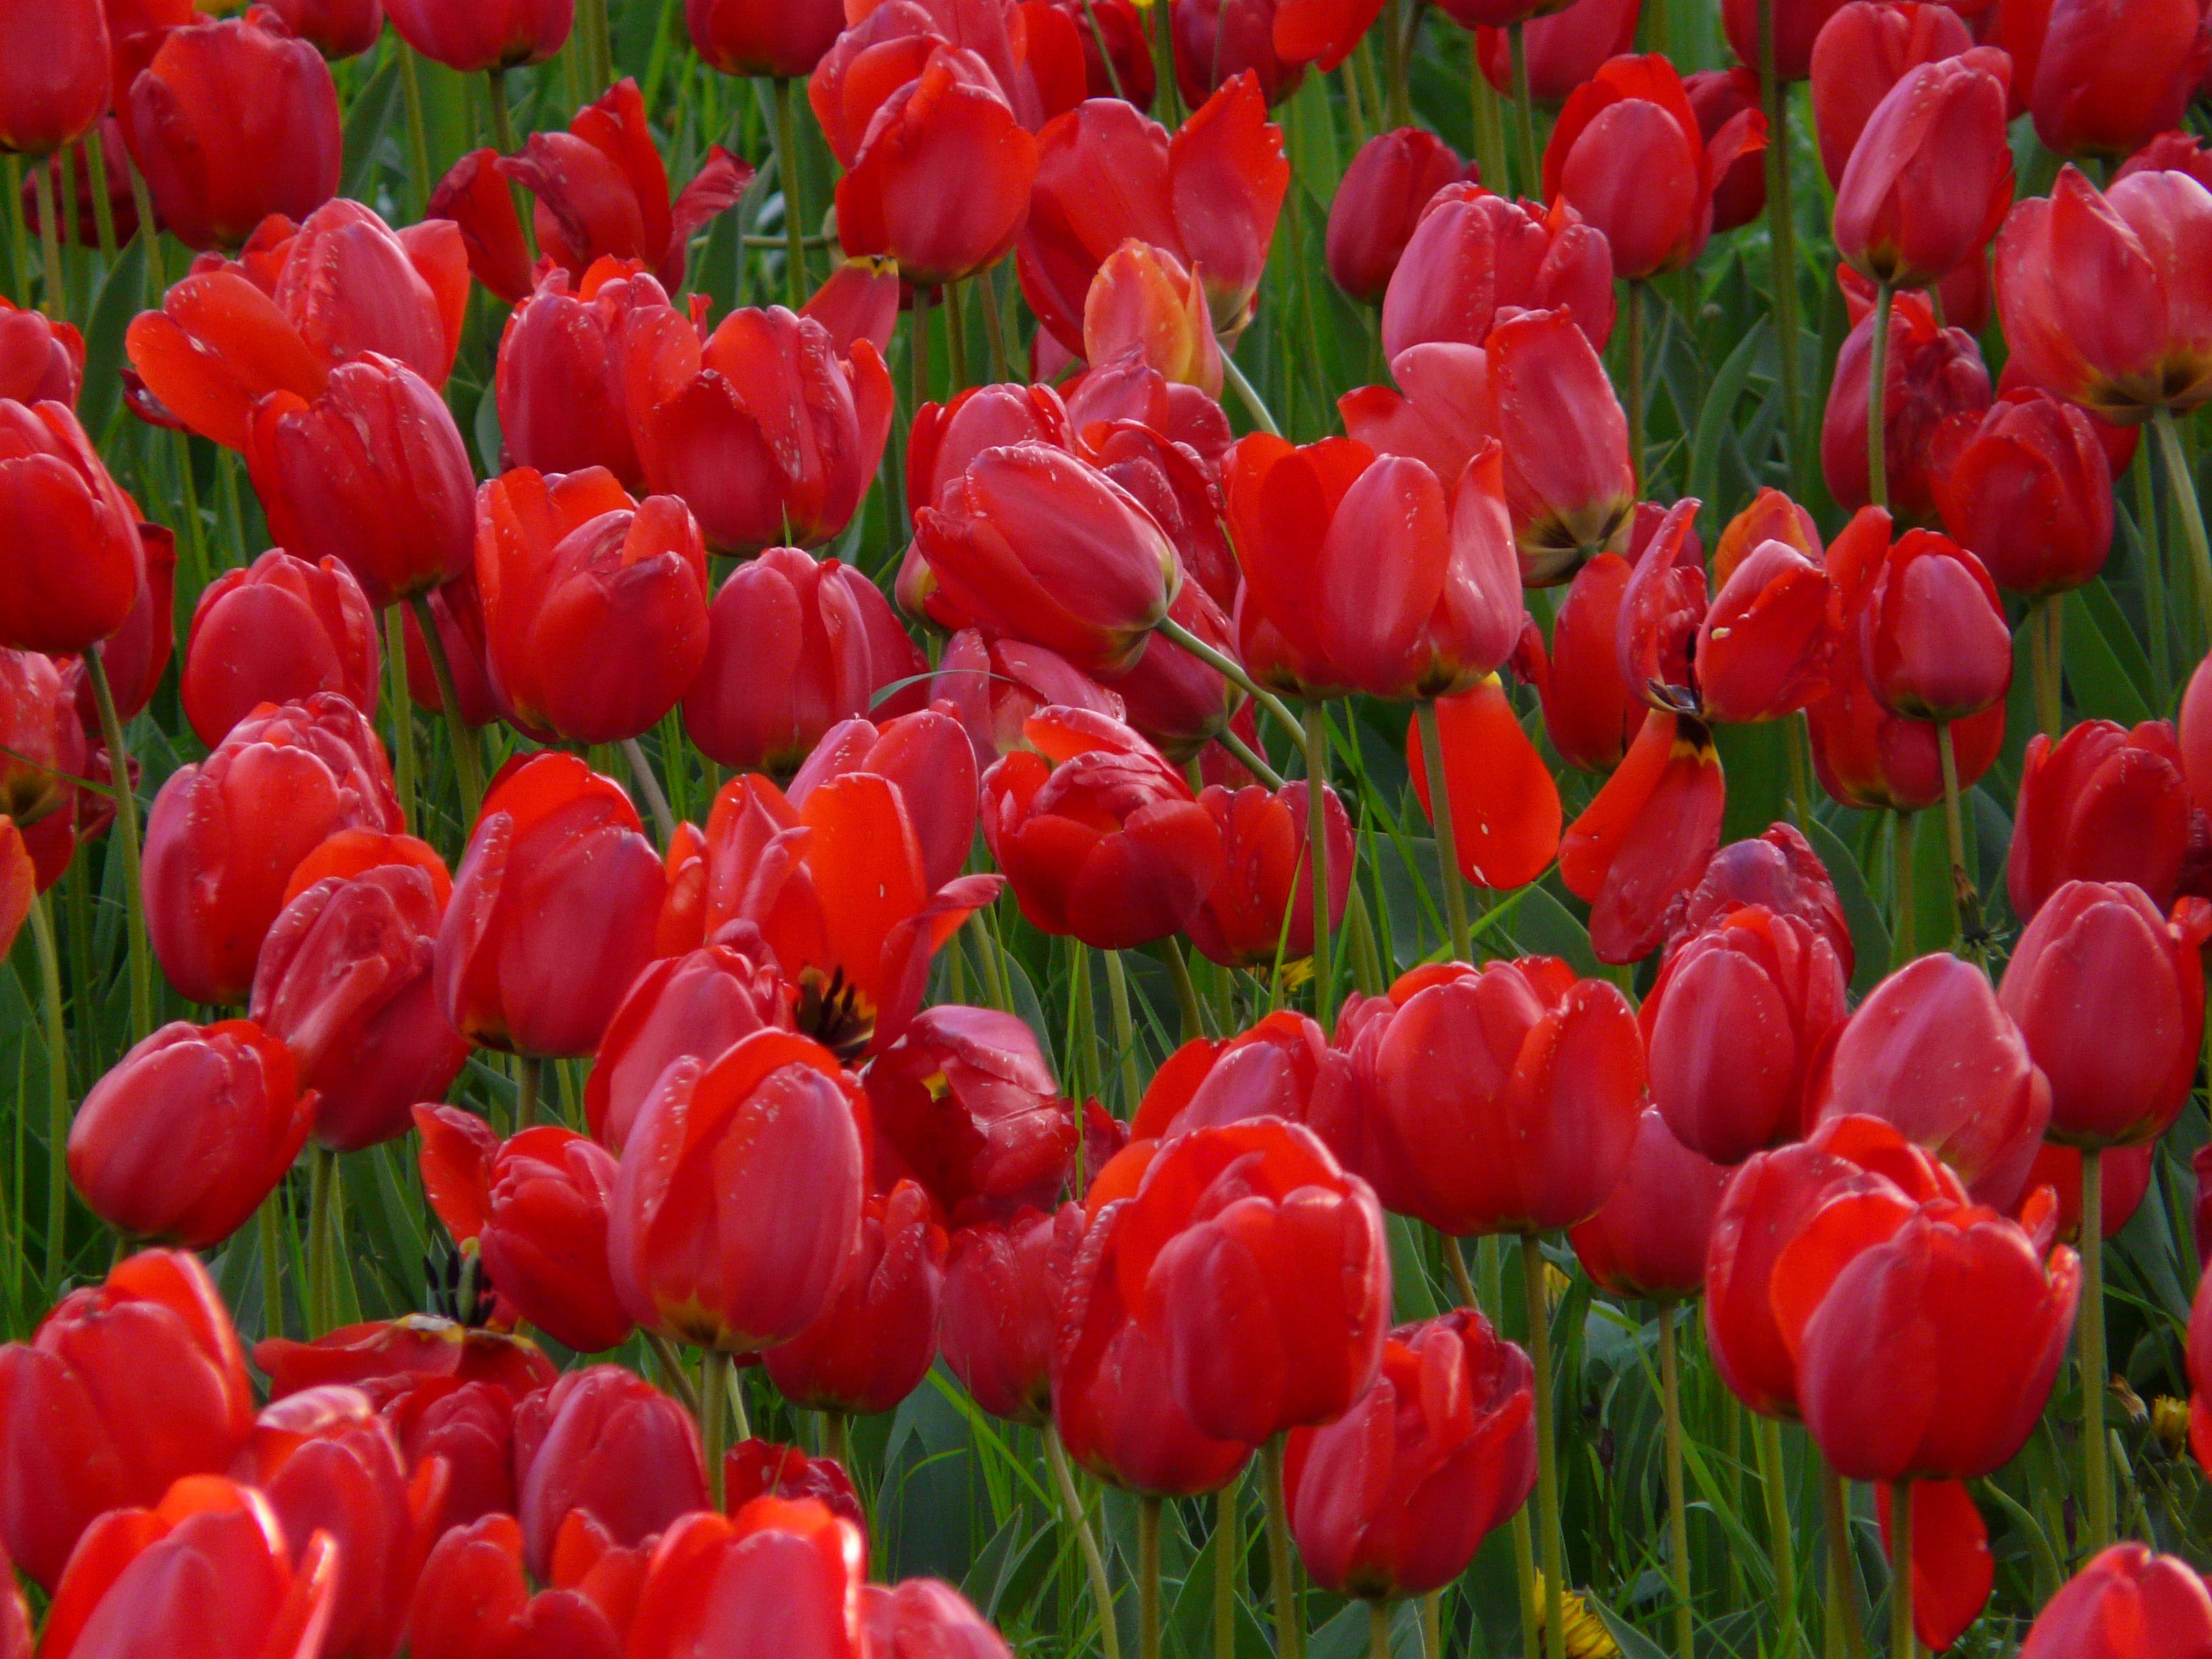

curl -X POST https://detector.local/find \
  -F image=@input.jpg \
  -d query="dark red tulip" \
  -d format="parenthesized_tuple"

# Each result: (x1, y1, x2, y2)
(405, 1511, 632, 1659)
(0, 1250, 255, 1590)
(513, 1364, 707, 1576)
(503, 79, 752, 293)
(609, 1029, 868, 1352)
(0, 298, 83, 407)
(1994, 165, 2212, 422)
(1822, 274, 1992, 523)
(1664, 822, 1854, 974)
(724, 1439, 863, 1530)
(1723, 0, 1851, 81)
(2020, 1544, 2212, 1659)
(495, 262, 671, 491)
(247, 354, 477, 608)
(1832, 52, 2013, 289)
(401, 569, 504, 729)
(2000, 880, 2207, 1146)
(121, 14, 340, 251)
(942, 1203, 1086, 1424)
(1853, 528, 2012, 722)
(1183, 781, 1354, 968)
(2009, 719, 2193, 920)
(1270, 0, 1391, 67)
(1569, 1107, 1734, 1300)
(1806, 951, 2053, 1209)
(583, 941, 790, 1152)
(263, 0, 384, 58)
(255, 1315, 556, 1405)
(687, 0, 845, 77)
(861, 1580, 1012, 1659)
(1612, 497, 1708, 704)
(1171, 0, 1306, 106)
(1350, 958, 1645, 1235)
(981, 705, 1224, 949)
(1326, 128, 1473, 303)
(2026, 0, 2212, 160)
(0, 0, 110, 159)
(18, 115, 142, 248)
(1685, 66, 1768, 233)
(1930, 389, 2114, 596)
(2026, 1141, 2153, 1243)
(382, 1376, 514, 1536)
(622, 299, 894, 556)
(181, 549, 379, 749)
(1047, 0, 1155, 106)
(0, 400, 144, 654)
(1405, 676, 1564, 893)
(1560, 709, 1727, 964)
(765, 1179, 949, 1416)
(1378, 184, 1616, 361)
(426, 148, 535, 304)
(624, 1499, 866, 1659)
(1810, 2, 1977, 185)
(144, 693, 401, 1006)
(1285, 1309, 1535, 1601)
(1473, 0, 1643, 104)
(384, 0, 571, 71)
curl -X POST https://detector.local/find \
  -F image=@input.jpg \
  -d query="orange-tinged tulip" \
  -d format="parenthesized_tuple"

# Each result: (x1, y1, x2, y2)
(1560, 708, 1727, 964)
(1084, 240, 1223, 396)
(624, 1498, 865, 1659)
(785, 705, 979, 893)
(1406, 676, 1563, 890)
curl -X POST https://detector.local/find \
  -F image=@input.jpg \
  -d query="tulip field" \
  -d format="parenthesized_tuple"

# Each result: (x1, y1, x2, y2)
(8, 0, 2212, 1652)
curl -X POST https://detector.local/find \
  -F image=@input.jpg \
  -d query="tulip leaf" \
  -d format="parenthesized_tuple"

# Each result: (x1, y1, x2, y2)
(77, 237, 146, 445)
(339, 52, 403, 203)
(2061, 586, 2154, 729)
(1805, 817, 1890, 997)
(2076, 577, 2160, 719)
(1715, 719, 1790, 845)
(1283, 73, 1343, 209)
(1589, 1597, 1673, 1659)
(1685, 317, 1768, 534)
(474, 383, 504, 479)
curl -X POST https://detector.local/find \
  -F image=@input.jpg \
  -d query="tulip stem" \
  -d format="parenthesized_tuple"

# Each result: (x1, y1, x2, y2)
(1262, 1435, 1307, 1659)
(581, 0, 613, 94)
(1659, 1305, 1694, 1659)
(1889, 812, 1915, 970)
(1757, 1414, 1799, 1659)
(1469, 35, 1511, 197)
(642, 1329, 701, 1414)
(1887, 1481, 1912, 1659)
(29, 895, 68, 1284)
(407, 592, 486, 821)
(1866, 282, 1893, 511)
(487, 69, 520, 154)
(306, 1144, 335, 1337)
(1521, 1235, 1565, 1659)
(1164, 938, 1204, 1042)
(1156, 615, 1304, 743)
(1626, 281, 1646, 492)
(2133, 447, 2171, 701)
(978, 270, 1011, 382)
(2027, 597, 2064, 739)
(1, 158, 24, 306)
(1303, 704, 1336, 1031)
(1443, 1235, 1475, 1307)
(1759, 4, 1802, 483)
(1933, 722, 1981, 966)
(1045, 1426, 1122, 1659)
(2081, 1147, 2112, 1555)
(30, 159, 64, 323)
(398, 45, 434, 220)
(1219, 350, 1283, 438)
(773, 77, 808, 310)
(1139, 1496, 1164, 1659)
(2152, 409, 2212, 653)
(1103, 949, 1143, 1112)
(620, 737, 676, 844)
(1820, 1461, 1869, 1659)
(1216, 1479, 1240, 1659)
(82, 652, 151, 1044)
(1489, 1231, 1540, 1659)
(1507, 25, 1541, 206)
(385, 607, 417, 836)
(515, 1054, 541, 1131)
(1218, 724, 1285, 789)
(1369, 1601, 1392, 1659)
(703, 1351, 728, 1509)
(1416, 699, 1473, 963)
(1420, 1593, 1443, 1659)
(258, 1185, 285, 1339)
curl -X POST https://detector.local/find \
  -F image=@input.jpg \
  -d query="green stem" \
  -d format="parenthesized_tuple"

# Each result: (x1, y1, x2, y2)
(83, 653, 150, 1042)
(978, 268, 1010, 382)
(1046, 1426, 1122, 1659)
(1155, 615, 1305, 742)
(407, 592, 485, 821)
(1263, 1435, 1307, 1659)
(124, 155, 161, 294)
(581, 0, 613, 92)
(1303, 704, 1336, 1031)
(910, 285, 933, 413)
(516, 1054, 542, 1131)
(1888, 1482, 1912, 1659)
(1420, 1595, 1443, 1659)
(1759, 1414, 1800, 1658)
(773, 77, 808, 309)
(2153, 409, 2212, 651)
(944, 279, 970, 394)
(620, 737, 676, 844)
(1935, 722, 1970, 954)
(1789, 712, 1815, 828)
(30, 895, 68, 1282)
(1370, 1600, 1393, 1659)
(384, 607, 417, 837)
(2, 157, 25, 306)
(1821, 1461, 1870, 1659)
(83, 129, 117, 265)
(398, 43, 433, 220)
(1523, 1235, 1565, 1659)
(703, 1349, 729, 1509)
(1866, 281, 1893, 510)
(1165, 938, 1204, 1042)
(306, 1144, 335, 1337)
(1507, 24, 1542, 205)
(1660, 1305, 1694, 1659)
(1220, 351, 1283, 438)
(1103, 949, 1142, 1113)
(1217, 723, 1285, 789)
(2043, 600, 2066, 731)
(1469, 33, 1510, 197)
(1890, 812, 1916, 969)
(2135, 446, 2170, 703)
(643, 1328, 702, 1415)
(258, 1184, 284, 1339)
(1444, 1235, 1476, 1307)
(1416, 699, 1473, 963)
(1139, 1496, 1164, 1659)
(2081, 1147, 2111, 1554)
(1216, 1480, 1240, 1659)
(30, 157, 63, 322)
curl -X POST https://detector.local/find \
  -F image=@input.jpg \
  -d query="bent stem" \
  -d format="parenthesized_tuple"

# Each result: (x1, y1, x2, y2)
(1303, 704, 1336, 1031)
(1416, 699, 1473, 963)
(1659, 1305, 1694, 1659)
(1263, 1435, 1307, 1659)
(1507, 24, 1542, 204)
(1757, 1414, 1799, 1659)
(1139, 1496, 1164, 1659)
(1157, 615, 1304, 743)
(1888, 1482, 1912, 1659)
(1523, 1235, 1565, 1659)
(83, 652, 150, 1043)
(773, 77, 808, 307)
(1221, 350, 1283, 438)
(2081, 1147, 2112, 1555)
(30, 896, 68, 1281)
(621, 737, 676, 844)
(1820, 1460, 1869, 1659)
(407, 592, 486, 820)
(1866, 281, 1893, 510)
(1046, 1427, 1122, 1659)
(2152, 409, 2212, 651)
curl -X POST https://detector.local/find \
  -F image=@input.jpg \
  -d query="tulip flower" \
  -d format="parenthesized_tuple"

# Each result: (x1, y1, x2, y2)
(1326, 128, 1473, 303)
(1930, 389, 2114, 596)
(1994, 165, 2212, 421)
(68, 1017, 310, 1248)
(1681, 68, 1767, 235)
(1177, 780, 1351, 967)
(426, 148, 535, 303)
(0, 648, 83, 848)
(1822, 277, 1991, 521)
(37, 1475, 337, 1658)
(1568, 1107, 1734, 1301)
(862, 1580, 1012, 1659)
(2187, 651, 2212, 812)
(1641, 906, 1849, 1164)
(121, 14, 341, 250)
(2021, 1543, 2212, 1659)
(1084, 240, 1223, 395)
(405, 1511, 632, 1659)
(255, 1314, 556, 1404)
(1172, 0, 1305, 106)
(1379, 184, 1617, 361)
(0, 0, 109, 159)
(625, 1499, 866, 1659)
(384, 0, 571, 71)
(798, 254, 901, 359)
(725, 1439, 863, 1530)
(1807, 636, 2006, 813)
(1999, 880, 2208, 1146)
(1805, 952, 2052, 1209)
(400, 569, 504, 731)
(682, 547, 928, 776)
(1019, 76, 1289, 350)
(495, 262, 669, 490)
(609, 1029, 867, 1351)
(942, 1204, 1086, 1424)
(1559, 709, 1727, 964)
(1667, 820, 1851, 974)
(180, 549, 379, 748)
(785, 705, 978, 892)
(382, 1375, 514, 1536)
(584, 941, 790, 1151)
(905, 382, 1073, 520)
(1404, 676, 1564, 890)
(1853, 529, 2012, 722)
(1696, 537, 1836, 723)
(1515, 558, 1637, 771)
(687, 0, 845, 77)
(0, 299, 83, 407)
(1285, 1309, 1536, 1601)
(0, 1250, 255, 1589)
(1613, 499, 1708, 705)
(513, 1365, 708, 1575)
(144, 693, 401, 1006)
(981, 706, 1223, 949)
(2028, 1141, 2153, 1244)
(2009, 719, 2193, 920)
(1810, 2, 1975, 185)
(764, 1179, 949, 1416)
(2027, 0, 2212, 160)
(1868, 1477, 1996, 1652)
(1472, 0, 1643, 104)
(867, 1007, 1075, 1224)
(621, 299, 894, 556)
(1099, 578, 1240, 761)
(929, 629, 1124, 764)
(2117, 128, 2212, 188)
(260, 0, 384, 58)
(1832, 52, 2013, 290)
(1722, 0, 1853, 80)
(1544, 54, 1767, 280)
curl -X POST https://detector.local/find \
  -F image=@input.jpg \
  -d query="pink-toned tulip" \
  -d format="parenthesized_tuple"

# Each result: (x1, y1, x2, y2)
(1821, 278, 1991, 523)
(2019, 1544, 2212, 1659)
(181, 549, 378, 748)
(1569, 1108, 1733, 1300)
(861, 1579, 1012, 1659)
(512, 1365, 706, 1575)
(1832, 52, 2013, 289)
(1810, 1, 1977, 184)
(1326, 128, 1473, 303)
(383, 0, 571, 71)
(1930, 388, 2114, 595)
(1379, 184, 1616, 361)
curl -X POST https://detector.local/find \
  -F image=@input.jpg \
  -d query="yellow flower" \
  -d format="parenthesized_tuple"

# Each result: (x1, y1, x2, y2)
(1533, 1575, 1624, 1659)
(2152, 1395, 2190, 1455)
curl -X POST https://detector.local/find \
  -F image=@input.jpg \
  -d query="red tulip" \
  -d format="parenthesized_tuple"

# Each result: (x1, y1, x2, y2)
(0, 648, 83, 865)
(405, 1511, 632, 1659)
(929, 629, 1125, 764)
(181, 549, 378, 748)
(2116, 128, 2212, 188)
(609, 1028, 867, 1351)
(2026, 0, 2212, 159)
(621, 299, 894, 556)
(1714, 487, 1824, 586)
(861, 1580, 1012, 1659)
(384, 0, 571, 71)
(144, 693, 400, 1006)
(1326, 128, 1473, 303)
(1404, 676, 1564, 890)
(1285, 1309, 1536, 1600)
(382, 1376, 515, 1536)
(426, 148, 535, 304)
(18, 114, 142, 249)
(1544, 54, 1767, 280)
(1473, 0, 1643, 104)
(784, 705, 978, 895)
(255, 1315, 556, 1405)
(503, 79, 752, 293)
(1852, 528, 2012, 722)
(1083, 240, 1223, 395)
(2020, 1544, 2212, 1659)
(1560, 709, 1727, 964)
(624, 1498, 865, 1659)
(513, 1365, 708, 1576)
(401, 569, 506, 729)
(37, 1475, 336, 1659)
(1683, 68, 1768, 234)
(765, 1179, 949, 1415)
(1666, 823, 1853, 975)
(687, 0, 846, 77)
(1349, 958, 1645, 1235)
(121, 14, 340, 251)
(584, 942, 789, 1151)
(0, 0, 109, 159)
(905, 380, 1073, 518)
(1930, 388, 2114, 596)
(1822, 276, 1991, 523)
(1179, 780, 1352, 966)
(1994, 165, 2212, 421)
(1172, 0, 1306, 106)
(1046, 0, 1154, 106)
(1696, 536, 1836, 723)
(942, 1204, 1086, 1423)
(724, 1439, 863, 1530)
(800, 254, 902, 357)
(1569, 1107, 1734, 1300)
(2027, 1141, 2153, 1243)
(2196, 1272, 2212, 1465)
(1810, 2, 1976, 184)
(0, 298, 84, 407)
(493, 262, 662, 492)
(1612, 497, 1708, 705)
(0, 400, 144, 654)
(1722, 0, 1852, 80)
(1832, 52, 2013, 289)
(1516, 557, 1637, 771)
(2009, 719, 2194, 920)
(1069, 411, 1231, 616)
(262, 0, 384, 58)
(476, 466, 710, 745)
(2188, 650, 2212, 813)
(1806, 952, 2052, 1208)
(1019, 77, 1288, 351)
(1869, 1478, 1996, 1652)
(1378, 184, 1616, 361)
(981, 705, 1224, 949)
(1807, 628, 2006, 815)
(0, 1250, 255, 1590)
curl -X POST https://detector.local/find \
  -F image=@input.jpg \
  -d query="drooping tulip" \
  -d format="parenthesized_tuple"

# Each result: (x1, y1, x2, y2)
(0, 400, 144, 655)
(180, 549, 379, 748)
(1379, 184, 1616, 362)
(1930, 388, 2114, 596)
(1822, 277, 1992, 522)
(2009, 719, 2193, 920)
(1560, 709, 1727, 964)
(1404, 676, 1564, 891)
(1326, 128, 1472, 303)
(941, 1204, 1086, 1424)
(382, 0, 571, 71)
(1568, 1107, 1734, 1300)
(2019, 1544, 2212, 1659)
(512, 1365, 708, 1575)
(764, 1179, 949, 1416)
(1832, 52, 2014, 289)
(583, 941, 790, 1151)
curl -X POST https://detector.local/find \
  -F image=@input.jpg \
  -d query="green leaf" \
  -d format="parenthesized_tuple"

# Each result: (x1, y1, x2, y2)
(1685, 316, 1767, 533)
(1283, 73, 1344, 209)
(79, 237, 148, 444)
(339, 51, 403, 203)
(2064, 585, 2154, 728)
(1806, 817, 1890, 996)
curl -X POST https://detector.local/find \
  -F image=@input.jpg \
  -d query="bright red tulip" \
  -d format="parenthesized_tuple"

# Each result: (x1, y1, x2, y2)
(1569, 1107, 1733, 1300)
(383, 0, 571, 70)
(381, 1375, 515, 1537)
(801, 253, 902, 356)
(255, 1315, 555, 1405)
(0, 1250, 255, 1590)
(144, 693, 400, 1006)
(513, 1365, 707, 1576)
(941, 1203, 1086, 1424)
(2027, 1141, 2153, 1244)
(584, 942, 789, 1151)
(1326, 128, 1472, 303)
(861, 1579, 1012, 1659)
(1179, 780, 1351, 966)
(621, 299, 894, 556)
(1667, 823, 1856, 973)
(1853, 528, 2012, 721)
(929, 629, 1124, 764)
(2009, 719, 2194, 920)
(764, 1179, 949, 1416)
(0, 298, 84, 407)
(1560, 709, 1727, 964)
(1930, 388, 2114, 596)
(1612, 497, 1708, 705)
(724, 1439, 862, 1532)
(1404, 676, 1564, 890)
(1378, 184, 1616, 361)
(1723, 0, 1852, 81)
(1832, 52, 2013, 289)
(495, 261, 668, 490)
(1869, 1478, 1996, 1652)
(0, 0, 109, 159)
(1473, 0, 1643, 104)
(624, 1498, 865, 1659)
(2026, 0, 2212, 160)
(0, 400, 144, 654)
(1696, 537, 1835, 723)
(2020, 1543, 2212, 1659)
(785, 704, 979, 897)
(181, 549, 378, 748)
(426, 148, 535, 304)
(1516, 558, 1637, 771)
(1810, 2, 1976, 185)
(687, 0, 845, 77)
(404, 1511, 632, 1659)
(121, 14, 340, 251)
(1822, 276, 1991, 522)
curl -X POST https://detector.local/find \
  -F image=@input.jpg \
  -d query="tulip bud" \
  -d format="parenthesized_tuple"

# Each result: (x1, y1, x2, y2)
(1172, 0, 1306, 107)
(1326, 128, 1472, 303)
(0, 400, 145, 655)
(2028, 0, 2212, 161)
(2009, 718, 2194, 921)
(1570, 1108, 1734, 1300)
(0, 0, 109, 160)
(941, 1204, 1086, 1425)
(0, 298, 83, 408)
(182, 548, 380, 748)
(1181, 780, 1354, 968)
(1832, 52, 2013, 290)
(1471, 0, 1643, 105)
(384, 0, 572, 72)
(764, 1179, 949, 1416)
(1380, 184, 1616, 361)
(495, 262, 667, 491)
(1809, 2, 1976, 185)
(513, 1365, 708, 1577)
(1722, 0, 1854, 82)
